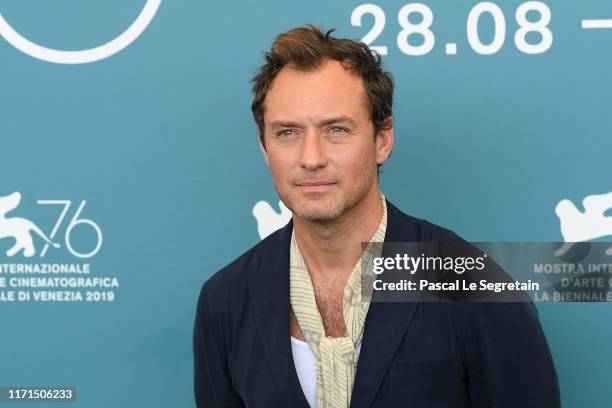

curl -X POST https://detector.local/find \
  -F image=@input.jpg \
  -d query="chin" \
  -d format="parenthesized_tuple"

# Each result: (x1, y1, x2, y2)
(290, 200, 345, 222)
(296, 210, 342, 222)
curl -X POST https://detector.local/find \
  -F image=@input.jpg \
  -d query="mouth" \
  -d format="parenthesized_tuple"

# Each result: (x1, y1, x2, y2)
(295, 181, 336, 192)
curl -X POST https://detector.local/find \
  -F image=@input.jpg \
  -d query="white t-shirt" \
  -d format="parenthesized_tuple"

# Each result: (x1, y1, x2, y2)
(291, 336, 363, 408)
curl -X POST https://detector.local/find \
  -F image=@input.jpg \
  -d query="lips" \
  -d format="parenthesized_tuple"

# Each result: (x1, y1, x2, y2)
(297, 181, 335, 186)
(295, 180, 336, 192)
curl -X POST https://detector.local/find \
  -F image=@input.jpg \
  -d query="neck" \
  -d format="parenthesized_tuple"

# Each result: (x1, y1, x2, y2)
(292, 185, 384, 281)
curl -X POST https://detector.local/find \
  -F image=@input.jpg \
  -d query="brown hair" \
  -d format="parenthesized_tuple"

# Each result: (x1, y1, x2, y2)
(251, 24, 394, 150)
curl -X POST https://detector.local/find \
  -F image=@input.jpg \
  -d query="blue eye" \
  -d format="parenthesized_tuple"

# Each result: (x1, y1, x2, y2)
(276, 129, 296, 137)
(329, 127, 346, 133)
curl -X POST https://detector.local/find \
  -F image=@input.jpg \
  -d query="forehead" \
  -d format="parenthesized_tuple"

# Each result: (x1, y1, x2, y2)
(264, 59, 369, 123)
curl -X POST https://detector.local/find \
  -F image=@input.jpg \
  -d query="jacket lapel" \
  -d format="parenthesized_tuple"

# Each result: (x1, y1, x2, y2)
(350, 199, 420, 408)
(246, 219, 311, 408)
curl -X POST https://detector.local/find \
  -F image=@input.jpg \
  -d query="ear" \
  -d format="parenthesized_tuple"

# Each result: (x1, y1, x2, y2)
(257, 129, 270, 166)
(375, 117, 394, 165)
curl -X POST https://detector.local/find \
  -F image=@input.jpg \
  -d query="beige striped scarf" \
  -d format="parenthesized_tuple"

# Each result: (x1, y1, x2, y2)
(290, 192, 388, 408)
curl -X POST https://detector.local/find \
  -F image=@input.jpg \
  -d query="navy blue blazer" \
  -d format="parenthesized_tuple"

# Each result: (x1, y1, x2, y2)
(193, 199, 560, 407)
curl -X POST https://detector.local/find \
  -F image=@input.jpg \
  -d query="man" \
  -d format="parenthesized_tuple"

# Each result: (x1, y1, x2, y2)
(193, 25, 560, 407)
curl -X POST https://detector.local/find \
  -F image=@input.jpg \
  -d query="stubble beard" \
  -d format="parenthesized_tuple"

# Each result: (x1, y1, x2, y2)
(272, 168, 376, 222)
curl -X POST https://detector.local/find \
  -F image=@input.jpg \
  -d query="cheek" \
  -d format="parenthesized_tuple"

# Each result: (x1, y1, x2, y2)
(267, 151, 296, 179)
(332, 144, 376, 177)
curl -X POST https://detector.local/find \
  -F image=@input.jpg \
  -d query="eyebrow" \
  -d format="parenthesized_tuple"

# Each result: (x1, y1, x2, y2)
(269, 116, 357, 129)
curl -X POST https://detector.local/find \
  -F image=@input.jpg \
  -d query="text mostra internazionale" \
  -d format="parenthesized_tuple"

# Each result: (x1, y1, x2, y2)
(0, 263, 92, 274)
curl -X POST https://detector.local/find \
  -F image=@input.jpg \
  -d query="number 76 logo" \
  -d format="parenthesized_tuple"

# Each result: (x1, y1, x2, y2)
(0, 192, 102, 259)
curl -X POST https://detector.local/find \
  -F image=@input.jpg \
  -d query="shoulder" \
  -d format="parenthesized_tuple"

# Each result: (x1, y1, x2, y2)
(386, 201, 543, 340)
(195, 221, 288, 316)
(385, 199, 467, 243)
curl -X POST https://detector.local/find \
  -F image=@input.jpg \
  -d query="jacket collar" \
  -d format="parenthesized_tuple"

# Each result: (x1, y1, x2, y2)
(246, 198, 420, 408)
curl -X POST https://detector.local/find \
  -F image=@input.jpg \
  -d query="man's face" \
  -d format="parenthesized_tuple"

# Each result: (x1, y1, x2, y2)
(259, 59, 392, 221)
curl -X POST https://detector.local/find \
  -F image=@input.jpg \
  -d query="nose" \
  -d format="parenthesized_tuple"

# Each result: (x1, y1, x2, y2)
(299, 131, 327, 171)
